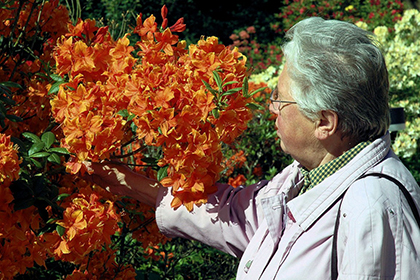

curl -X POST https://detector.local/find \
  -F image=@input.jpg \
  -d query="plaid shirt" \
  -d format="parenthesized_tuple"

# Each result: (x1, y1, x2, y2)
(299, 141, 370, 195)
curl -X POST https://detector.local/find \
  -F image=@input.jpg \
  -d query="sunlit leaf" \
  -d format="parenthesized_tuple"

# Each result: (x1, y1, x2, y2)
(249, 87, 267, 97)
(41, 131, 55, 148)
(50, 74, 64, 82)
(48, 81, 64, 95)
(28, 142, 45, 155)
(30, 151, 50, 158)
(56, 225, 65, 237)
(49, 147, 70, 154)
(213, 71, 223, 92)
(22, 132, 41, 144)
(157, 165, 169, 182)
(221, 87, 242, 97)
(246, 102, 265, 111)
(56, 193, 70, 201)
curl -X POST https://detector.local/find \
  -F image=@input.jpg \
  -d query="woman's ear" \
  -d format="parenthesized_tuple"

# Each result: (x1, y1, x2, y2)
(314, 110, 339, 140)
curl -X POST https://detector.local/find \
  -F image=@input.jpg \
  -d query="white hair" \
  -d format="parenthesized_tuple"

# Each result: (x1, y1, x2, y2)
(282, 17, 390, 142)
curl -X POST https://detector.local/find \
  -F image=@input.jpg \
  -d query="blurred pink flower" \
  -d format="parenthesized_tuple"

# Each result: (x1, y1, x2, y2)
(229, 33, 239, 41)
(239, 30, 249, 39)
(246, 26, 256, 34)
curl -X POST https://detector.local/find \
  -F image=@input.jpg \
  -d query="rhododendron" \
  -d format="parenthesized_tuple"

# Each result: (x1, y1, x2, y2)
(51, 9, 257, 211)
(0, 134, 21, 185)
(228, 174, 247, 188)
(1, 2, 193, 278)
(0, 135, 49, 278)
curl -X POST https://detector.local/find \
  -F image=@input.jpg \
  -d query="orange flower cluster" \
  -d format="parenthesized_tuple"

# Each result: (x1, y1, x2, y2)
(0, 2, 171, 278)
(41, 175, 167, 278)
(51, 7, 255, 211)
(0, 134, 21, 185)
(44, 182, 120, 263)
(0, 134, 49, 278)
(228, 174, 247, 188)
(0, 0, 68, 40)
(0, 0, 70, 136)
(222, 150, 247, 178)
(0, 206, 47, 279)
(50, 20, 127, 172)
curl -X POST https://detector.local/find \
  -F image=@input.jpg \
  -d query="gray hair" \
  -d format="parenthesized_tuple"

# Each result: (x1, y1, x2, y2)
(282, 17, 390, 142)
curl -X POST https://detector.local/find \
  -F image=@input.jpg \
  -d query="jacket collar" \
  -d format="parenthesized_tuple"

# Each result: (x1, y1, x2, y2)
(287, 133, 391, 231)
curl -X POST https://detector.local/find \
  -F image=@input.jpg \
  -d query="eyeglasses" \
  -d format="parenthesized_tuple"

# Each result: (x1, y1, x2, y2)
(269, 86, 297, 114)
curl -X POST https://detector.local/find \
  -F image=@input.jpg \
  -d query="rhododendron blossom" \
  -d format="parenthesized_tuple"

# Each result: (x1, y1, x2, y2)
(0, 134, 21, 186)
(51, 8, 256, 211)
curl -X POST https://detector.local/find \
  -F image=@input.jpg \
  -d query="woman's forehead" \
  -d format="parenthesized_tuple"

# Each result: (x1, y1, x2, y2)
(277, 66, 292, 98)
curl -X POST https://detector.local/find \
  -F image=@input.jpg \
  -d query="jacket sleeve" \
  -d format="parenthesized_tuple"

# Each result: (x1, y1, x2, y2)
(155, 179, 269, 258)
(337, 176, 420, 279)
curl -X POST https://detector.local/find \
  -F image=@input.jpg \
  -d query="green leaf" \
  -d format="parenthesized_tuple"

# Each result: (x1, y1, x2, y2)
(37, 223, 57, 236)
(127, 113, 135, 121)
(221, 80, 239, 87)
(0, 95, 15, 105)
(212, 108, 220, 119)
(0, 81, 22, 89)
(30, 151, 50, 158)
(46, 217, 58, 224)
(0, 102, 6, 114)
(50, 74, 64, 82)
(142, 157, 158, 164)
(28, 142, 45, 155)
(117, 109, 129, 118)
(6, 114, 23, 122)
(11, 136, 27, 153)
(221, 87, 242, 97)
(56, 193, 70, 201)
(30, 158, 43, 168)
(47, 153, 61, 164)
(22, 132, 41, 143)
(49, 147, 70, 154)
(201, 80, 218, 96)
(35, 72, 48, 79)
(48, 81, 64, 95)
(249, 86, 268, 97)
(56, 224, 65, 237)
(41, 131, 55, 148)
(13, 197, 35, 211)
(242, 76, 249, 97)
(246, 102, 265, 111)
(213, 71, 223, 92)
(157, 165, 169, 182)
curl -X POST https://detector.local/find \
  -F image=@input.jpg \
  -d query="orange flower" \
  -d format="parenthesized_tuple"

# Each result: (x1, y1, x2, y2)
(136, 14, 158, 37)
(51, 188, 120, 262)
(0, 133, 21, 186)
(228, 174, 247, 188)
(51, 7, 258, 211)
(253, 165, 264, 177)
(169, 17, 186, 33)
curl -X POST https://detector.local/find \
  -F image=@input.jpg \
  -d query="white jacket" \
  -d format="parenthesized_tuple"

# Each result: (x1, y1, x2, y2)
(156, 133, 420, 279)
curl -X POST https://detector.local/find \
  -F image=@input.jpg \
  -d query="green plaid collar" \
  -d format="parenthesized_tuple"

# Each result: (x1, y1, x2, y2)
(299, 141, 370, 195)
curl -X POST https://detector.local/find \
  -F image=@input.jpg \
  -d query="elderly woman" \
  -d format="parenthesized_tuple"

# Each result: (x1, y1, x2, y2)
(86, 17, 420, 279)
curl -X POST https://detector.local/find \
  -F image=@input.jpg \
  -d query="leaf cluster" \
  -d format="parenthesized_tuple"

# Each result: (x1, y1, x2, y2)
(131, 238, 238, 280)
(0, 81, 23, 127)
(10, 131, 70, 226)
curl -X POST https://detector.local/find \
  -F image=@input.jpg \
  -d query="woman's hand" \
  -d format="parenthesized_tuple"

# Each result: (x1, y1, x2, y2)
(82, 161, 162, 207)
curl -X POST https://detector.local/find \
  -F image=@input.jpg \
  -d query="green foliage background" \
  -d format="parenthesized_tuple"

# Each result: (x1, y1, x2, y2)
(79, 0, 279, 45)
